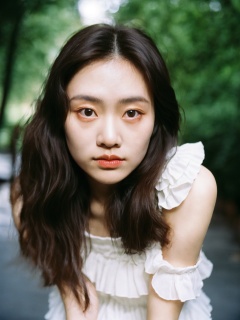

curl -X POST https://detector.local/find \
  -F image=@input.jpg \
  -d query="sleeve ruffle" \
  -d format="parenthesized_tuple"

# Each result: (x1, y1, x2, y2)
(145, 244, 213, 302)
(156, 142, 205, 210)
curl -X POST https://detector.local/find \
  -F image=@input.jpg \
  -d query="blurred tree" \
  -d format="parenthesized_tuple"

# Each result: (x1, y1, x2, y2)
(115, 0, 240, 204)
(0, 0, 26, 128)
(0, 0, 81, 145)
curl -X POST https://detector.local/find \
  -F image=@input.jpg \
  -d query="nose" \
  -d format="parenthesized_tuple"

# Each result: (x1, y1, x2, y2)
(97, 117, 122, 148)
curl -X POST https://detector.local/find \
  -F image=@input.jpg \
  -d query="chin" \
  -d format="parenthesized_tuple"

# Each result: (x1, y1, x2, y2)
(97, 178, 124, 186)
(91, 172, 130, 186)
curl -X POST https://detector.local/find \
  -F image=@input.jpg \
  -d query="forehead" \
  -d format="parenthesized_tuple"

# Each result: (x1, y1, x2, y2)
(67, 58, 152, 100)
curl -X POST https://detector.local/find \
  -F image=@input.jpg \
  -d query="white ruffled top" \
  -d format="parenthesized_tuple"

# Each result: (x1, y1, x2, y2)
(45, 142, 213, 320)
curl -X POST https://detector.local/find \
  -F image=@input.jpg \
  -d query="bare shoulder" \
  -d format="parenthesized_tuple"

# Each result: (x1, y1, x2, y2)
(163, 165, 217, 222)
(192, 165, 217, 203)
(162, 166, 217, 265)
(184, 165, 217, 225)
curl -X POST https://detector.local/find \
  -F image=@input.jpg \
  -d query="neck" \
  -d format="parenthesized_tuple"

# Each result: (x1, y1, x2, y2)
(87, 178, 115, 237)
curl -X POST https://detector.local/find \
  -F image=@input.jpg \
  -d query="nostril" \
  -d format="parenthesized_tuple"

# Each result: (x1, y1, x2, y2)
(96, 130, 121, 148)
(97, 141, 121, 149)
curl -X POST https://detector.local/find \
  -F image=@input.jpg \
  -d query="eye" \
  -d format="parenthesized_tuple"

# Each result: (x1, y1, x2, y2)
(124, 110, 141, 119)
(79, 108, 97, 118)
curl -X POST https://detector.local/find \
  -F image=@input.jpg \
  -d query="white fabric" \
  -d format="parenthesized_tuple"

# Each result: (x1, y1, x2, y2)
(156, 142, 204, 210)
(145, 243, 213, 302)
(45, 142, 213, 320)
(82, 233, 149, 298)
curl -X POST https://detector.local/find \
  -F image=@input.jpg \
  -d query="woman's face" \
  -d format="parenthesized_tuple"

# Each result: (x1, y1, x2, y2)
(65, 58, 155, 188)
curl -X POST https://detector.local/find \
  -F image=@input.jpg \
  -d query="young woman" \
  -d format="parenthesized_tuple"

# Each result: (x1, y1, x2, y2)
(11, 24, 217, 320)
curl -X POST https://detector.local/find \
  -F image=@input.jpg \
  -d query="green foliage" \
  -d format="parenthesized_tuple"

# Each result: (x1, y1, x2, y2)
(0, 0, 81, 148)
(12, 1, 81, 103)
(115, 0, 240, 201)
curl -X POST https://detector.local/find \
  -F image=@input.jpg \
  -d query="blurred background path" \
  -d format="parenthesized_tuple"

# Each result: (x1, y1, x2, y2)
(1, 154, 240, 320)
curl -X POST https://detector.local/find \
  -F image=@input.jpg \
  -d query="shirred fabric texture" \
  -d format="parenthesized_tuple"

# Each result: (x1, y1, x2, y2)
(45, 142, 213, 320)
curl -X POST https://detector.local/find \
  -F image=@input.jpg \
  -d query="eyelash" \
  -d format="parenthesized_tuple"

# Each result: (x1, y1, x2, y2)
(78, 108, 97, 117)
(77, 108, 142, 119)
(124, 110, 142, 119)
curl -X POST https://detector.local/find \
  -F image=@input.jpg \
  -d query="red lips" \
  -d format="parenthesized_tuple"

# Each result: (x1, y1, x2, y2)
(95, 155, 124, 169)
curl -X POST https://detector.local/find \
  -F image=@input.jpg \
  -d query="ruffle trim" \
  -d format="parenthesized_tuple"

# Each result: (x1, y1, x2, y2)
(145, 243, 213, 302)
(156, 142, 205, 210)
(82, 248, 149, 298)
(82, 236, 212, 302)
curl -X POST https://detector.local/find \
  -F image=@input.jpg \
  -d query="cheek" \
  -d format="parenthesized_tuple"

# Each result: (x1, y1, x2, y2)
(143, 122, 154, 147)
(138, 121, 154, 148)
(136, 138, 151, 156)
(64, 120, 82, 155)
(131, 126, 154, 160)
(65, 116, 83, 145)
(64, 128, 76, 152)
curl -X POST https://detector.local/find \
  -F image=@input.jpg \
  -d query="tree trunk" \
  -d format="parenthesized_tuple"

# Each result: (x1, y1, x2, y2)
(0, 9, 24, 128)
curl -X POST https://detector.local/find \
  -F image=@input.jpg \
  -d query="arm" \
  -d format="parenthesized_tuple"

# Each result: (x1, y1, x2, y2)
(10, 177, 22, 230)
(147, 166, 217, 320)
(147, 280, 183, 320)
(61, 280, 99, 320)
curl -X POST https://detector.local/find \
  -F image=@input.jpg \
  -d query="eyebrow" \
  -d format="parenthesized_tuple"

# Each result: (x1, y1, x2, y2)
(119, 97, 150, 104)
(69, 94, 150, 105)
(69, 95, 102, 103)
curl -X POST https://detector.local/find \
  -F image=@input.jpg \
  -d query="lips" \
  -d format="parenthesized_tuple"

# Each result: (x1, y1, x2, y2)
(94, 155, 124, 169)
(96, 155, 123, 161)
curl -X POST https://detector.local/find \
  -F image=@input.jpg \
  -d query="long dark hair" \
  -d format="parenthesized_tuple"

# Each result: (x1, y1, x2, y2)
(17, 24, 180, 308)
